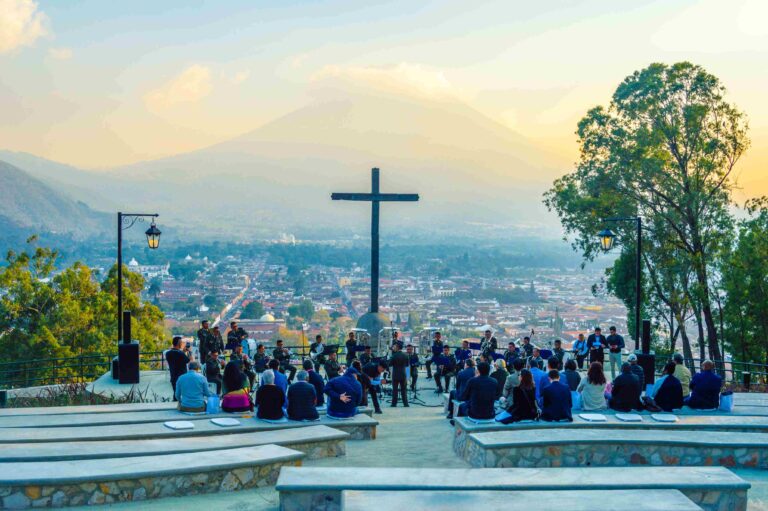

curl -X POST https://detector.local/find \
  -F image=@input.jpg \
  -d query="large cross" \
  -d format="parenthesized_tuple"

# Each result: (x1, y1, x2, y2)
(332, 168, 419, 313)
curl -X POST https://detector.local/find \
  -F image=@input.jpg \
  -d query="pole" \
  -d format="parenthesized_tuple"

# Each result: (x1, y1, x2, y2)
(117, 212, 123, 344)
(635, 217, 642, 351)
(370, 168, 380, 313)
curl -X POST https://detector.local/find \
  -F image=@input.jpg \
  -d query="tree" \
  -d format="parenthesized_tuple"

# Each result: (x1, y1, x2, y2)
(241, 300, 265, 319)
(287, 299, 314, 321)
(545, 62, 748, 359)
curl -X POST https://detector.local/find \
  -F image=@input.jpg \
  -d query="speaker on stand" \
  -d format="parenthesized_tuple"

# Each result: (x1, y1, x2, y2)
(118, 311, 141, 384)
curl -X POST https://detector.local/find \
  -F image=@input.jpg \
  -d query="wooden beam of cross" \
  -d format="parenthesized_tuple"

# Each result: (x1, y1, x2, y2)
(332, 168, 419, 313)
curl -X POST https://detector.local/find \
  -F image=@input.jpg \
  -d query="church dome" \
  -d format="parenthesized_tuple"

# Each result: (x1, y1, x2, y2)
(259, 313, 276, 322)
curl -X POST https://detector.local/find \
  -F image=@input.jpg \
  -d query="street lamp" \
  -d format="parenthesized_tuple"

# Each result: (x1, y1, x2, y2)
(598, 217, 642, 349)
(117, 212, 161, 344)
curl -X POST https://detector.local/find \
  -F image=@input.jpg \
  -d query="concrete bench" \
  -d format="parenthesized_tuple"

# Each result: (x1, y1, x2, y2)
(276, 466, 748, 511)
(466, 428, 768, 472)
(0, 402, 173, 417)
(0, 425, 346, 463)
(0, 444, 303, 509)
(0, 414, 378, 443)
(341, 489, 703, 511)
(0, 406, 373, 429)
(452, 415, 768, 458)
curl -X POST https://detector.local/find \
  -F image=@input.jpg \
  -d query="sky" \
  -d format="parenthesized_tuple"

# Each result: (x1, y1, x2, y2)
(1, 0, 767, 194)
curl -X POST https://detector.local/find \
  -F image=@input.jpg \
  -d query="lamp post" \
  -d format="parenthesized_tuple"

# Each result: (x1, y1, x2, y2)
(598, 217, 642, 350)
(117, 212, 161, 343)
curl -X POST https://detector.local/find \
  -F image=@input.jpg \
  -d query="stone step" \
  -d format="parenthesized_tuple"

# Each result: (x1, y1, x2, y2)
(0, 425, 346, 462)
(466, 428, 768, 471)
(0, 406, 372, 429)
(0, 413, 378, 443)
(0, 444, 303, 509)
(276, 466, 748, 511)
(0, 402, 173, 417)
(340, 489, 703, 511)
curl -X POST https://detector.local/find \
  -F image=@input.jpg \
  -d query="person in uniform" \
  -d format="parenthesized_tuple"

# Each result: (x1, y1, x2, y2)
(309, 334, 327, 373)
(520, 336, 534, 358)
(211, 325, 225, 354)
(425, 331, 444, 379)
(251, 343, 269, 375)
(226, 321, 244, 350)
(324, 351, 342, 380)
(480, 329, 498, 359)
(359, 345, 373, 367)
(345, 331, 358, 366)
(391, 330, 404, 351)
(272, 339, 297, 383)
(388, 343, 409, 407)
(454, 340, 472, 370)
(406, 344, 420, 391)
(552, 339, 567, 370)
(503, 341, 519, 368)
(229, 343, 255, 388)
(196, 320, 214, 364)
(434, 344, 457, 393)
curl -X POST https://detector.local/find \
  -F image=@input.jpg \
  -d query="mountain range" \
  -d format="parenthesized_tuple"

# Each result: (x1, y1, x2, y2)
(0, 88, 569, 241)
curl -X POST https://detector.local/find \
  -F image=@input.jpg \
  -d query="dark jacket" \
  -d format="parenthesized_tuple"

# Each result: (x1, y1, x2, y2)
(324, 359, 341, 379)
(455, 366, 475, 398)
(287, 381, 319, 421)
(435, 353, 457, 376)
(459, 375, 497, 420)
(610, 372, 642, 412)
(389, 351, 409, 381)
(430, 341, 444, 357)
(606, 333, 625, 353)
(630, 363, 645, 391)
(205, 358, 222, 380)
(687, 370, 723, 409)
(655, 374, 684, 412)
(490, 369, 508, 399)
(509, 386, 538, 422)
(165, 349, 189, 384)
(256, 384, 285, 420)
(540, 380, 573, 422)
(324, 371, 362, 418)
(306, 370, 325, 406)
(561, 369, 581, 391)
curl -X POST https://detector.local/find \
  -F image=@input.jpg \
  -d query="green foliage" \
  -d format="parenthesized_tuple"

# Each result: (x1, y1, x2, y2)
(240, 300, 265, 319)
(287, 299, 314, 321)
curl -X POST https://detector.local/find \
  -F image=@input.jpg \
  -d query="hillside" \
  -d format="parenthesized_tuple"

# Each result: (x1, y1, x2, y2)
(0, 161, 109, 240)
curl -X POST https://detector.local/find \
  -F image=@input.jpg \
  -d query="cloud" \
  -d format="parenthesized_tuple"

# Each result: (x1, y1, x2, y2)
(229, 70, 250, 85)
(48, 47, 71, 60)
(144, 64, 212, 112)
(0, 0, 49, 54)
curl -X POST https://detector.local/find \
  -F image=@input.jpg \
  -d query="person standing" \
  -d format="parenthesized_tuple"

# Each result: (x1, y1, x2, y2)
(196, 320, 214, 364)
(211, 325, 225, 355)
(273, 339, 297, 383)
(324, 351, 341, 380)
(391, 330, 404, 351)
(165, 336, 191, 401)
(606, 326, 625, 379)
(406, 344, 420, 391)
(226, 321, 243, 350)
(425, 331, 444, 379)
(480, 329, 498, 359)
(388, 343, 409, 407)
(572, 333, 589, 370)
(345, 331, 358, 367)
(309, 334, 327, 373)
(362, 359, 386, 414)
(587, 327, 606, 366)
(359, 345, 373, 367)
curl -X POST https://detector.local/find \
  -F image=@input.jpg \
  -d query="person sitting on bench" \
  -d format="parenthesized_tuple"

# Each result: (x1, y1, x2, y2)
(303, 359, 325, 407)
(458, 361, 496, 420)
(324, 367, 363, 418)
(256, 369, 285, 420)
(609, 363, 642, 412)
(540, 369, 572, 422)
(447, 358, 476, 420)
(175, 361, 210, 413)
(221, 362, 253, 412)
(501, 368, 538, 423)
(287, 370, 320, 421)
(648, 361, 683, 412)
(685, 360, 723, 410)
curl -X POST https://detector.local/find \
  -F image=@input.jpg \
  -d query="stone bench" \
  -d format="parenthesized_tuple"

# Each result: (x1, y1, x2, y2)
(0, 414, 378, 443)
(452, 415, 768, 458)
(466, 428, 768, 472)
(340, 489, 703, 511)
(275, 466, 748, 511)
(0, 444, 303, 509)
(0, 406, 373, 429)
(0, 425, 347, 462)
(0, 402, 173, 417)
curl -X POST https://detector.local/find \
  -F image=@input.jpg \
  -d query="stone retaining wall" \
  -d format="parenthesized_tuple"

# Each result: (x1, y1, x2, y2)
(343, 424, 376, 440)
(284, 439, 345, 460)
(0, 460, 302, 509)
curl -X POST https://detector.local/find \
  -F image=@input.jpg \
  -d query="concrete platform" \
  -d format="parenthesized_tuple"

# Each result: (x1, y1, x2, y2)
(341, 489, 703, 511)
(0, 445, 303, 509)
(0, 413, 378, 443)
(86, 370, 175, 402)
(0, 425, 347, 462)
(276, 466, 748, 511)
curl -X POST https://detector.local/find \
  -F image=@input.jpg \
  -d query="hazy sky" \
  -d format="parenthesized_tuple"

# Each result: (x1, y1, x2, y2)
(1, 0, 766, 193)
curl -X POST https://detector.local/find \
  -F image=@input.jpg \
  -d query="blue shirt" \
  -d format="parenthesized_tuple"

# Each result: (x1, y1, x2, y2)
(530, 366, 548, 405)
(274, 370, 288, 396)
(174, 371, 211, 409)
(455, 348, 472, 363)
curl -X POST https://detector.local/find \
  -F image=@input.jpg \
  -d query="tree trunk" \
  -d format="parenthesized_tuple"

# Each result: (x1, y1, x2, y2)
(675, 310, 694, 362)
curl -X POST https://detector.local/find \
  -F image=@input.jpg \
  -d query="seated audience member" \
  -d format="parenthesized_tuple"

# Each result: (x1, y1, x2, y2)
(221, 362, 253, 412)
(502, 358, 524, 410)
(609, 363, 642, 412)
(673, 353, 692, 398)
(205, 349, 225, 394)
(686, 360, 723, 410)
(502, 368, 539, 423)
(577, 362, 608, 411)
(458, 362, 497, 420)
(627, 353, 645, 392)
(303, 359, 325, 407)
(324, 367, 363, 418)
(528, 356, 547, 404)
(536, 356, 560, 405)
(175, 361, 210, 412)
(490, 359, 509, 400)
(447, 358, 476, 420)
(540, 369, 573, 422)
(255, 369, 285, 420)
(287, 370, 320, 421)
(649, 361, 683, 412)
(561, 358, 581, 391)
(268, 359, 288, 396)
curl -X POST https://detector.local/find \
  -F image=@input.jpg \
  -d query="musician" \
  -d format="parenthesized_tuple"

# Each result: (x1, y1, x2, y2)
(226, 321, 246, 351)
(454, 340, 472, 370)
(196, 320, 215, 364)
(520, 336, 534, 358)
(528, 347, 544, 370)
(391, 330, 404, 351)
(434, 344, 457, 393)
(229, 343, 255, 388)
(425, 331, 445, 379)
(359, 345, 373, 367)
(480, 329, 498, 359)
(251, 343, 269, 374)
(503, 341, 519, 368)
(345, 331, 358, 366)
(272, 339, 297, 383)
(406, 344, 420, 391)
(309, 334, 327, 373)
(324, 351, 341, 380)
(211, 326, 225, 354)
(552, 339, 566, 370)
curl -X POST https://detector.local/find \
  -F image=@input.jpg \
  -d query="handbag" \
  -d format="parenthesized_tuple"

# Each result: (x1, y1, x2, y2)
(719, 391, 734, 412)
(206, 394, 220, 414)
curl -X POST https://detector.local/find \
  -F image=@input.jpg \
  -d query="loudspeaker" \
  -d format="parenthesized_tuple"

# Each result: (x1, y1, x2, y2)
(122, 310, 132, 343)
(118, 342, 140, 384)
(641, 319, 651, 355)
(636, 352, 656, 385)
(111, 356, 119, 380)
